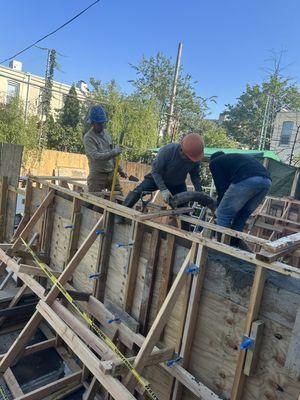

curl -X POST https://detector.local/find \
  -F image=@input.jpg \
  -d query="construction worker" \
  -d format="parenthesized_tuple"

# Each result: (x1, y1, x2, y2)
(83, 106, 127, 195)
(117, 133, 205, 223)
(209, 152, 272, 234)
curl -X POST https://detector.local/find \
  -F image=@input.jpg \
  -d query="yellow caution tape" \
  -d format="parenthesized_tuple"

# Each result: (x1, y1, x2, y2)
(20, 238, 159, 400)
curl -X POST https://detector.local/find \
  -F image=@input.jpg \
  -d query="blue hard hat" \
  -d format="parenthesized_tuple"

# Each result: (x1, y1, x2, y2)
(89, 106, 108, 123)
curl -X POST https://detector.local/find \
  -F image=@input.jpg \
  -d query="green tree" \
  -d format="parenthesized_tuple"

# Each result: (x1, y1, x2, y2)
(195, 120, 238, 148)
(130, 52, 214, 143)
(222, 69, 300, 149)
(59, 85, 80, 128)
(0, 98, 39, 149)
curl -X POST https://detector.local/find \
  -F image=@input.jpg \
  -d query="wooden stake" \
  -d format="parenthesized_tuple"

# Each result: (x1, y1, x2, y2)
(124, 244, 196, 390)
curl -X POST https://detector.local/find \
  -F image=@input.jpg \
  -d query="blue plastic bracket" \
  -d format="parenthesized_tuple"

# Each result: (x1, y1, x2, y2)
(240, 336, 254, 350)
(186, 264, 200, 274)
(116, 241, 134, 248)
(89, 273, 101, 280)
(64, 224, 74, 229)
(166, 355, 182, 367)
(107, 317, 121, 324)
(95, 229, 105, 235)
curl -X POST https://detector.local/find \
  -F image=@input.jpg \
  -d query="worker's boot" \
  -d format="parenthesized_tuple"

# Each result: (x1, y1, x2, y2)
(115, 191, 140, 224)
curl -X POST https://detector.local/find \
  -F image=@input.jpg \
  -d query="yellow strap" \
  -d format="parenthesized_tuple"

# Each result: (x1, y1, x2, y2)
(110, 155, 120, 201)
(20, 238, 159, 400)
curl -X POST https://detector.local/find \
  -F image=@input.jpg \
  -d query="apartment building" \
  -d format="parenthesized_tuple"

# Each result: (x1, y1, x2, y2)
(0, 60, 87, 119)
(270, 111, 300, 164)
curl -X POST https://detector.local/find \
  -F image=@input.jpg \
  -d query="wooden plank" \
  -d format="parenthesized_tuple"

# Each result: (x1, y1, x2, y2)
(4, 367, 24, 397)
(139, 229, 160, 335)
(15, 371, 82, 400)
(243, 320, 264, 376)
(124, 244, 196, 390)
(19, 264, 61, 278)
(156, 234, 176, 313)
(137, 207, 193, 221)
(12, 179, 33, 242)
(0, 176, 8, 242)
(161, 363, 221, 400)
(103, 347, 174, 377)
(11, 189, 55, 251)
(0, 216, 104, 372)
(51, 300, 116, 361)
(172, 244, 208, 400)
(181, 216, 268, 246)
(285, 306, 300, 379)
(0, 338, 56, 361)
(262, 232, 300, 253)
(230, 265, 266, 400)
(83, 377, 99, 400)
(37, 300, 136, 400)
(0, 301, 37, 317)
(256, 246, 299, 263)
(123, 221, 145, 313)
(66, 197, 82, 263)
(94, 211, 115, 302)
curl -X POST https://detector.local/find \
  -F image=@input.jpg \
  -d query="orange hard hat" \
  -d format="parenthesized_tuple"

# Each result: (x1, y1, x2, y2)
(181, 133, 204, 162)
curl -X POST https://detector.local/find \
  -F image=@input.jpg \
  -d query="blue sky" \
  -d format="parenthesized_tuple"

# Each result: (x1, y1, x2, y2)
(1, 0, 299, 117)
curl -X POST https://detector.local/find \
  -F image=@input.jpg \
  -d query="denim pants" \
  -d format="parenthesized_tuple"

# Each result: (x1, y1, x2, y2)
(216, 176, 271, 232)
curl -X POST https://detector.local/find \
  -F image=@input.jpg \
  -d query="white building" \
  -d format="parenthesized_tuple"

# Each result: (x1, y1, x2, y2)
(270, 111, 300, 164)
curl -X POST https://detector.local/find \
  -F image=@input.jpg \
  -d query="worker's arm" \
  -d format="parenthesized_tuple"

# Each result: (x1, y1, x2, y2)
(189, 164, 202, 192)
(209, 161, 228, 204)
(83, 136, 120, 161)
(118, 164, 127, 179)
(151, 149, 169, 191)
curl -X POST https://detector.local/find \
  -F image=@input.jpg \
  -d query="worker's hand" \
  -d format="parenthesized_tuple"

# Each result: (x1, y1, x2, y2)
(119, 170, 128, 179)
(161, 189, 172, 204)
(111, 146, 122, 157)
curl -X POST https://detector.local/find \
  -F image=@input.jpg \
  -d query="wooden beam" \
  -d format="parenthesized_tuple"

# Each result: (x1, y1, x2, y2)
(14, 371, 82, 400)
(156, 234, 176, 314)
(0, 301, 38, 317)
(172, 244, 208, 400)
(11, 189, 55, 251)
(124, 244, 196, 390)
(83, 377, 99, 400)
(180, 215, 267, 246)
(4, 367, 24, 397)
(230, 266, 266, 400)
(12, 179, 33, 242)
(66, 197, 82, 263)
(285, 306, 300, 379)
(0, 338, 56, 361)
(137, 207, 193, 221)
(123, 221, 144, 313)
(93, 211, 115, 302)
(51, 301, 116, 361)
(0, 216, 104, 372)
(19, 264, 61, 278)
(262, 232, 300, 253)
(0, 176, 8, 242)
(102, 347, 174, 377)
(37, 300, 136, 400)
(161, 363, 221, 400)
(139, 229, 160, 335)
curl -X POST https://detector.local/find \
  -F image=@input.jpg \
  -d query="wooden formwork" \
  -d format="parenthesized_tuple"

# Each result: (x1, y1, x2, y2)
(0, 174, 299, 400)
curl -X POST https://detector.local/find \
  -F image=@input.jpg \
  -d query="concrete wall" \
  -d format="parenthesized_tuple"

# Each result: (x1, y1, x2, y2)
(271, 111, 300, 164)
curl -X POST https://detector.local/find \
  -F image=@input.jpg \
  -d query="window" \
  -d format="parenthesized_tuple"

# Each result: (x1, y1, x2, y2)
(280, 121, 294, 145)
(7, 80, 20, 100)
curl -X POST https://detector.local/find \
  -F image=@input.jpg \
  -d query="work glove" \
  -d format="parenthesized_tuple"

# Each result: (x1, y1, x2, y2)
(111, 146, 122, 157)
(207, 198, 218, 213)
(118, 170, 128, 179)
(161, 189, 173, 204)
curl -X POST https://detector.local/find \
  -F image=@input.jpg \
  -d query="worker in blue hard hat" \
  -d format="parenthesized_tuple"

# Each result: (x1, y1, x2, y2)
(83, 106, 127, 194)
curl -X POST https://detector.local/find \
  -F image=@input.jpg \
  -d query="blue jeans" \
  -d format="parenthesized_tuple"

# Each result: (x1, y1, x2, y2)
(216, 176, 271, 232)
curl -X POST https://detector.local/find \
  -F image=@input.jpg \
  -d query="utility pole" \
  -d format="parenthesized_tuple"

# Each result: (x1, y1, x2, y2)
(39, 48, 56, 148)
(289, 124, 300, 165)
(166, 42, 183, 143)
(258, 95, 271, 151)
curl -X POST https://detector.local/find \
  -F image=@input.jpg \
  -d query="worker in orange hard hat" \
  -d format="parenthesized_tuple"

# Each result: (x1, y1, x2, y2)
(116, 133, 206, 225)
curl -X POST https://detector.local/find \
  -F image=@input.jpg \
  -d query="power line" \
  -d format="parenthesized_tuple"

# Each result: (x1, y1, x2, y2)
(0, 0, 101, 65)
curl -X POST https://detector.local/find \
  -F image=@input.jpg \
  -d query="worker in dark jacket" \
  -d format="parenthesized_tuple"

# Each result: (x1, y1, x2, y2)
(209, 152, 272, 232)
(117, 133, 205, 222)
